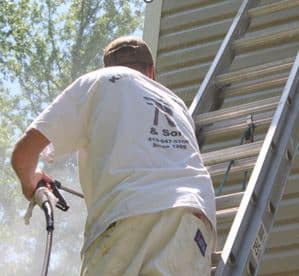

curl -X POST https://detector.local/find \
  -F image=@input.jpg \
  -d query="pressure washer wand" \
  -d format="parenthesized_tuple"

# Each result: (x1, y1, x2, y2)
(32, 181, 57, 276)
(25, 180, 83, 276)
(34, 180, 71, 276)
(54, 180, 84, 198)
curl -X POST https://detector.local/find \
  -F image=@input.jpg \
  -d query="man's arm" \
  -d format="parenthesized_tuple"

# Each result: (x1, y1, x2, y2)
(11, 128, 52, 200)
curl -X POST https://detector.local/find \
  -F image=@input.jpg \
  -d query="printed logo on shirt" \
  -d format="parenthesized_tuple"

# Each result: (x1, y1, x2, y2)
(143, 96, 190, 150)
(194, 229, 207, 257)
(109, 74, 122, 83)
(144, 96, 175, 127)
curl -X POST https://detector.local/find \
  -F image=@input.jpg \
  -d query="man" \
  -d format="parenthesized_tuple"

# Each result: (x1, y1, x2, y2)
(11, 36, 216, 275)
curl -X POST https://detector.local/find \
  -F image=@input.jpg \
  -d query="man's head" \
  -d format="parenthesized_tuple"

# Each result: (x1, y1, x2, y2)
(103, 36, 155, 79)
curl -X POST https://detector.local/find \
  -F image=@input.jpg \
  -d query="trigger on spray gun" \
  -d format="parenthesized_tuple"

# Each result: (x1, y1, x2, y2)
(37, 179, 69, 212)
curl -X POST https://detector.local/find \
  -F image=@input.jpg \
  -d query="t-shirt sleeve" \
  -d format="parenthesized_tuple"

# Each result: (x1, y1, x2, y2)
(27, 75, 95, 161)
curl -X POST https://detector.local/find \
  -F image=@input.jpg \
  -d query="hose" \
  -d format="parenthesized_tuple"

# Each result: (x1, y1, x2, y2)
(42, 231, 53, 276)
(41, 201, 54, 276)
(32, 181, 83, 276)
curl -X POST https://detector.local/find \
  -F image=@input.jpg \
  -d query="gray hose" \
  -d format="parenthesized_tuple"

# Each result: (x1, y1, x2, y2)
(42, 231, 53, 276)
(41, 201, 54, 276)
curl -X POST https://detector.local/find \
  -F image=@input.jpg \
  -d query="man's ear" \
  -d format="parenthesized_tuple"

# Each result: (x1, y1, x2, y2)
(147, 65, 155, 80)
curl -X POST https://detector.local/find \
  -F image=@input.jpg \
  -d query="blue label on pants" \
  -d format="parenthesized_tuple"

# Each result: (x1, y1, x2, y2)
(194, 229, 207, 257)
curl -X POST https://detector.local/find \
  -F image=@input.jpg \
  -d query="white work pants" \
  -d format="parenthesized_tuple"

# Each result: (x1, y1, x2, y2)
(81, 208, 214, 276)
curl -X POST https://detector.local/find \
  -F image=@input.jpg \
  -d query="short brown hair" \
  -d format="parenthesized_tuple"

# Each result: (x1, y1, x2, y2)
(103, 36, 154, 69)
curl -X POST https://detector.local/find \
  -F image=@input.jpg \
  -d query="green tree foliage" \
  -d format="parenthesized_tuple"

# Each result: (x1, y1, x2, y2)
(0, 0, 145, 274)
(1, 0, 144, 129)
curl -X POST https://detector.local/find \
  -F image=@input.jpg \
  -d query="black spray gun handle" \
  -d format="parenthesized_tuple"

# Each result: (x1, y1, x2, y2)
(37, 180, 69, 211)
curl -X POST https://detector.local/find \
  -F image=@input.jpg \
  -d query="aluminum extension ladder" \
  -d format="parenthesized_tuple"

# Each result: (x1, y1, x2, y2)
(188, 0, 299, 275)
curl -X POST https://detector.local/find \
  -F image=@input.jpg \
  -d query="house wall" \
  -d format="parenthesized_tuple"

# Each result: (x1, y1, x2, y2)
(144, 0, 299, 274)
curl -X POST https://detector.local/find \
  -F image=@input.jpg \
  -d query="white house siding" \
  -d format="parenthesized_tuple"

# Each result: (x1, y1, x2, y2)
(144, 0, 299, 275)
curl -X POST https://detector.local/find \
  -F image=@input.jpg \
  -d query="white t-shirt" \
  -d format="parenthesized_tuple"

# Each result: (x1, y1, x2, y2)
(29, 66, 216, 254)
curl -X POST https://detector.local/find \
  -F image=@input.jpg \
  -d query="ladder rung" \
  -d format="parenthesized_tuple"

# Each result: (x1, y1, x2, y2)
(225, 74, 287, 97)
(248, 0, 299, 17)
(215, 57, 293, 86)
(203, 111, 273, 138)
(208, 156, 257, 177)
(202, 141, 263, 166)
(216, 192, 244, 211)
(233, 26, 299, 53)
(196, 96, 279, 126)
(216, 207, 238, 220)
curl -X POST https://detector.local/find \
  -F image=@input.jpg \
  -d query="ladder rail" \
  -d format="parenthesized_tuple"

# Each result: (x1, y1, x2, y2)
(215, 51, 299, 276)
(189, 0, 259, 118)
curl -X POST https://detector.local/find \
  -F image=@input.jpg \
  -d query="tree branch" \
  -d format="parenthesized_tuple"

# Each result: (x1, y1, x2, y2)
(71, 0, 93, 80)
(46, 0, 63, 78)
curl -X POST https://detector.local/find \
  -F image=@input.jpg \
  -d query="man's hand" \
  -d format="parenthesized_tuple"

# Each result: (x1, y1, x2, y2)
(24, 179, 58, 226)
(27, 169, 53, 198)
(33, 169, 52, 188)
(11, 128, 51, 200)
(20, 168, 53, 201)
